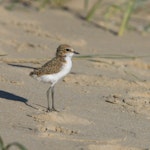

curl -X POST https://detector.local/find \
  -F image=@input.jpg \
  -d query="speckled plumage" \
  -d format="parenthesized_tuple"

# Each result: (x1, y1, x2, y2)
(29, 44, 79, 112)
(30, 44, 72, 77)
(30, 56, 66, 77)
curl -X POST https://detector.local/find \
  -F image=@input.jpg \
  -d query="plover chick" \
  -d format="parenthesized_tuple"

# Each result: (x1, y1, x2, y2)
(29, 44, 79, 112)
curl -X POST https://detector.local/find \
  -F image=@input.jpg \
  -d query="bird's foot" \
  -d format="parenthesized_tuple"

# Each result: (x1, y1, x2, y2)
(46, 107, 59, 112)
(46, 107, 51, 112)
(51, 107, 59, 112)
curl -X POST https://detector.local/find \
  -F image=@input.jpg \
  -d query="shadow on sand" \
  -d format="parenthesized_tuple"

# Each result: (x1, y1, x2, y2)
(0, 90, 37, 110)
(8, 63, 36, 69)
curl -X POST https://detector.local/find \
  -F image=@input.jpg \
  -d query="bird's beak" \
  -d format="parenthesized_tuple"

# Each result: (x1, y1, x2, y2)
(73, 51, 80, 54)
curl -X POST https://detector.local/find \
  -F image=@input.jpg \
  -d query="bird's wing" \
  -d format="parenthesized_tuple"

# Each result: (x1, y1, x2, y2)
(31, 57, 65, 76)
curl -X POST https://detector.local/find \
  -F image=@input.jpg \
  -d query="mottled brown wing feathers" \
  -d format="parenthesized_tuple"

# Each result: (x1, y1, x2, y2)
(30, 57, 66, 77)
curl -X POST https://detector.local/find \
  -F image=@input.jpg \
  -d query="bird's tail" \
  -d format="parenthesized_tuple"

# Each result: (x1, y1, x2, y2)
(29, 69, 39, 77)
(29, 71, 35, 77)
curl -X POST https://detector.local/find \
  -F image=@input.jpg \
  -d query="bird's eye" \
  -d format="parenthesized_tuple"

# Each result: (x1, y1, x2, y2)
(66, 49, 70, 51)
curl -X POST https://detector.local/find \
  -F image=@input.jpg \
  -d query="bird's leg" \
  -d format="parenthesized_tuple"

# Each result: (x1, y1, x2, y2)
(51, 86, 59, 112)
(46, 86, 51, 112)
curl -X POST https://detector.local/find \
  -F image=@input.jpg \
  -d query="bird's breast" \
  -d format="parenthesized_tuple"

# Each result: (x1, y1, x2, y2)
(36, 57, 72, 84)
(60, 56, 72, 76)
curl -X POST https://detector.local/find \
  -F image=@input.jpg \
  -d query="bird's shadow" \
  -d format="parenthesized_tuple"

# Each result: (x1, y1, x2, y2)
(0, 90, 37, 110)
(6, 64, 46, 110)
(0, 90, 27, 103)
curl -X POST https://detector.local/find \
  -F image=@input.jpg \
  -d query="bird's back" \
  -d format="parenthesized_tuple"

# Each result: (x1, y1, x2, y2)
(30, 57, 65, 77)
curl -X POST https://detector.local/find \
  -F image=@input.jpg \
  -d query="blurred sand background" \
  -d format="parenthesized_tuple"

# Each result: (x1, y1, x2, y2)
(0, 0, 150, 150)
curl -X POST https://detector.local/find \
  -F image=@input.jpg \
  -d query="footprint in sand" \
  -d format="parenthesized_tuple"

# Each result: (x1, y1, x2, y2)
(31, 112, 92, 137)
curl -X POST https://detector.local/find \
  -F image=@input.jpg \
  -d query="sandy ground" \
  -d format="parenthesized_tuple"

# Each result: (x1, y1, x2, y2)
(0, 1, 150, 150)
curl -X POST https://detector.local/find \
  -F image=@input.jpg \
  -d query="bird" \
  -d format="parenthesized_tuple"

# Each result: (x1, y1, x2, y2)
(29, 44, 79, 112)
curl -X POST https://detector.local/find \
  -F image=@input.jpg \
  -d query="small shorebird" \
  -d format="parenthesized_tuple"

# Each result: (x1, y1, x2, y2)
(29, 44, 79, 112)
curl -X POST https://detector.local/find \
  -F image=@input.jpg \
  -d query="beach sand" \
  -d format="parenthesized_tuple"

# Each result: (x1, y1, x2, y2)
(0, 1, 150, 150)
